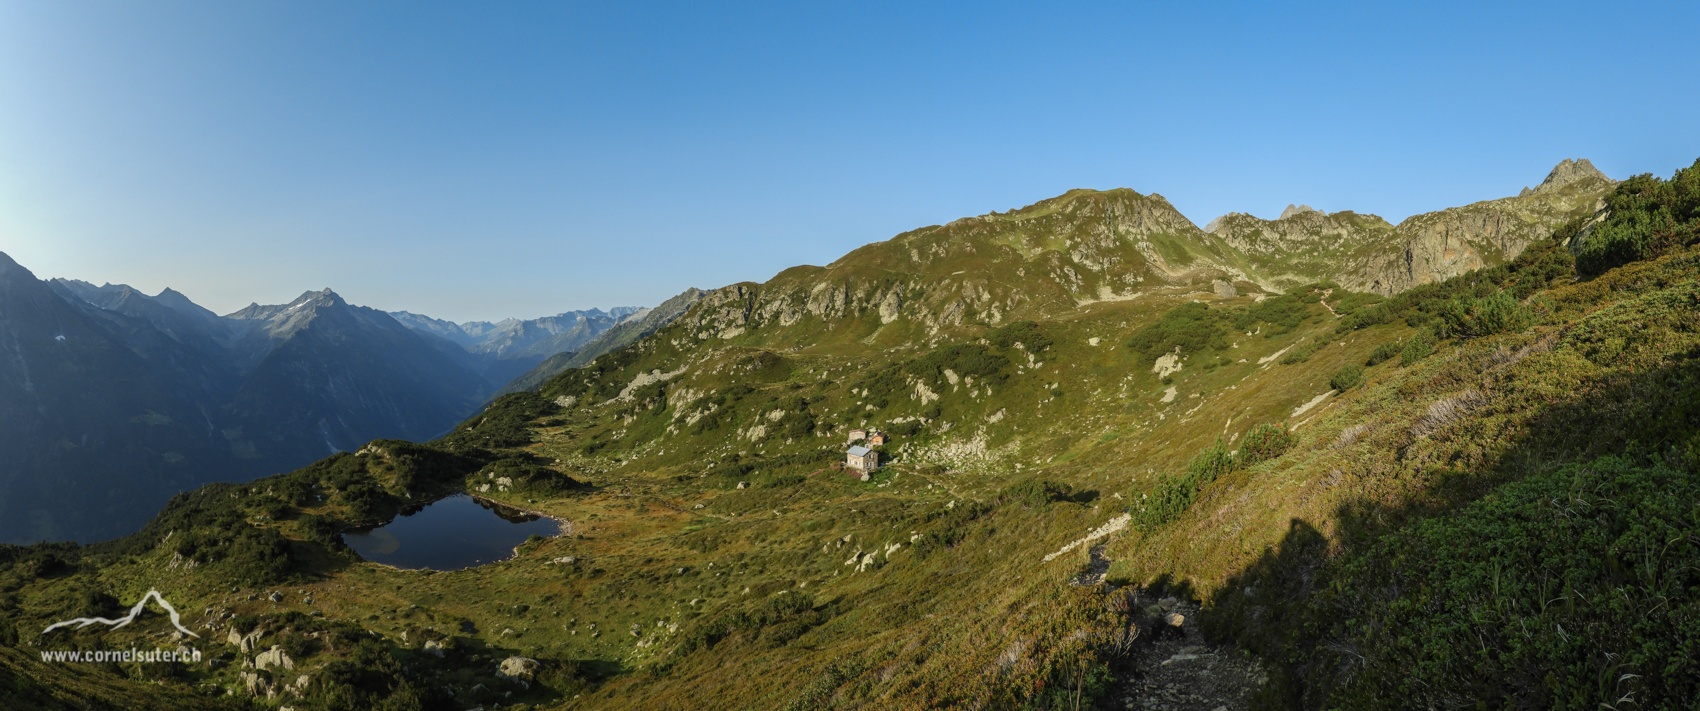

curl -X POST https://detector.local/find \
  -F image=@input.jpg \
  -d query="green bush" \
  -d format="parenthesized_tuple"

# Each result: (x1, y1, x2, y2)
(1436, 292, 1532, 339)
(1186, 438, 1236, 482)
(1246, 287, 1325, 336)
(907, 344, 1011, 388)
(1236, 424, 1295, 466)
(1329, 364, 1363, 391)
(1400, 336, 1434, 366)
(1364, 340, 1402, 366)
(987, 320, 1053, 353)
(1127, 302, 1230, 363)
(1575, 158, 1700, 276)
(335, 481, 392, 522)
(1134, 438, 1235, 530)
(998, 479, 1073, 508)
(887, 421, 922, 437)
(1328, 291, 1385, 317)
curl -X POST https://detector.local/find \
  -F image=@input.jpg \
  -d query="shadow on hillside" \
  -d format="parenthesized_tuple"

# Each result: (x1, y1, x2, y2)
(1198, 350, 1700, 708)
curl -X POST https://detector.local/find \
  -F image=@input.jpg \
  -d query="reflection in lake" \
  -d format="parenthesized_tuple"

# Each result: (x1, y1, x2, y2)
(342, 494, 560, 571)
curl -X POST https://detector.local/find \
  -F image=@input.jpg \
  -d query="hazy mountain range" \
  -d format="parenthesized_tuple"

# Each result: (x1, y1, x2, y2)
(0, 259, 687, 544)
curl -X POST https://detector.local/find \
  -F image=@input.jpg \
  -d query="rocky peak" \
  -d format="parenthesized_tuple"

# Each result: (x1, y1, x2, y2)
(1278, 204, 1321, 220)
(280, 288, 348, 314)
(1532, 158, 1611, 194)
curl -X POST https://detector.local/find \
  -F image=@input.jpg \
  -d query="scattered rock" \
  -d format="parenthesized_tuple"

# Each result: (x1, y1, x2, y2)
(422, 640, 446, 658)
(496, 656, 540, 682)
(268, 592, 283, 603)
(737, 481, 749, 489)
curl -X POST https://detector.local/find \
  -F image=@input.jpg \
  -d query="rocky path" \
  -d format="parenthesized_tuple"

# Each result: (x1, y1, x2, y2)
(1070, 543, 1113, 586)
(1098, 595, 1270, 711)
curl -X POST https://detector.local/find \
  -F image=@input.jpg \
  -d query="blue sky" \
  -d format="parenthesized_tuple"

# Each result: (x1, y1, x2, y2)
(2, 1, 1696, 322)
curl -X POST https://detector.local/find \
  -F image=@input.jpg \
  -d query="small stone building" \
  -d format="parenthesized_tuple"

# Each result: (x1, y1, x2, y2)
(867, 432, 888, 446)
(846, 445, 878, 474)
(846, 429, 867, 444)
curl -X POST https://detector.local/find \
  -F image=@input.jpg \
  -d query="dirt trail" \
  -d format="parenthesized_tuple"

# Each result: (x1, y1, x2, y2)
(1070, 543, 1113, 586)
(1068, 543, 1269, 710)
(1097, 593, 1270, 711)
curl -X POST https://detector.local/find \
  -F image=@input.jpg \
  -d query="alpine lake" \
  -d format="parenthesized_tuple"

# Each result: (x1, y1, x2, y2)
(342, 494, 561, 571)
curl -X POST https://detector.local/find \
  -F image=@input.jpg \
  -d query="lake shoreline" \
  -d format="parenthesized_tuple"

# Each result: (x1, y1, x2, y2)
(342, 491, 572, 572)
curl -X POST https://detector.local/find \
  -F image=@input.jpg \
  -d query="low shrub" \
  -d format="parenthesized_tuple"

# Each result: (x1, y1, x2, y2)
(987, 320, 1053, 353)
(1237, 424, 1296, 466)
(1329, 364, 1363, 391)
(998, 479, 1073, 508)
(1435, 292, 1533, 339)
(1134, 439, 1233, 530)
(1364, 340, 1402, 366)
(1322, 456, 1700, 706)
(1400, 336, 1434, 366)
(1127, 302, 1231, 364)
(1575, 159, 1700, 276)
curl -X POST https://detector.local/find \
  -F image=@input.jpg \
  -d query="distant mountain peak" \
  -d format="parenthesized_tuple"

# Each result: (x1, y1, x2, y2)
(1202, 213, 1240, 234)
(1279, 204, 1321, 220)
(287, 288, 345, 309)
(1534, 158, 1611, 194)
(0, 250, 32, 278)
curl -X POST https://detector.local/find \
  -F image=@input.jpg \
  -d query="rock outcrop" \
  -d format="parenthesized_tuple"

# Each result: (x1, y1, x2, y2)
(255, 645, 295, 671)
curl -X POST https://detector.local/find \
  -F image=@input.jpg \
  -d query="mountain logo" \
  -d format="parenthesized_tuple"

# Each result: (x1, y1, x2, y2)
(42, 589, 200, 638)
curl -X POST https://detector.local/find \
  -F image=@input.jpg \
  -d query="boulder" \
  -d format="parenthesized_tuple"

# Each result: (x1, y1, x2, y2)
(422, 639, 446, 658)
(496, 656, 540, 681)
(255, 645, 295, 671)
(239, 671, 274, 698)
(229, 628, 264, 653)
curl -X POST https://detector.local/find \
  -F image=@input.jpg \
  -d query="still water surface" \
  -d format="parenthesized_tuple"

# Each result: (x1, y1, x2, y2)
(342, 494, 560, 571)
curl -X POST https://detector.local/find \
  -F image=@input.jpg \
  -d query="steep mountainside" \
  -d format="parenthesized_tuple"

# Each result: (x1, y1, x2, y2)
(0, 255, 240, 544)
(221, 289, 492, 465)
(0, 271, 508, 544)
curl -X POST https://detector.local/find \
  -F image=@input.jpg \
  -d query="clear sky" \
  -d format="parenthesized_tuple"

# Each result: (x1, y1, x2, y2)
(2, 1, 1696, 323)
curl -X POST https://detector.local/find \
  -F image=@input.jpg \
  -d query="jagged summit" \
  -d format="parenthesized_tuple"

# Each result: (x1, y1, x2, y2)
(225, 288, 347, 320)
(1538, 158, 1609, 191)
(1279, 204, 1322, 220)
(1519, 158, 1612, 196)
